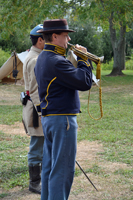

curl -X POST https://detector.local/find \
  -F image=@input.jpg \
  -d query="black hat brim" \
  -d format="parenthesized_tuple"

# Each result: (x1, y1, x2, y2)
(37, 29, 75, 33)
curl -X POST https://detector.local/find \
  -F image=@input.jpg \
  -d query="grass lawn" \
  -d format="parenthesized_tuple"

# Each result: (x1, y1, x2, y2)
(78, 70, 133, 164)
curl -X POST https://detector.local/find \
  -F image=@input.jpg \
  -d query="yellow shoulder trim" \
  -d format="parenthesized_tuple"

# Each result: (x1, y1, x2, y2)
(78, 60, 90, 67)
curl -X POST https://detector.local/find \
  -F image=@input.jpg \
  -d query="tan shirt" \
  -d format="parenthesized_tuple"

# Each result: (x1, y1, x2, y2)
(23, 46, 42, 106)
(23, 46, 43, 136)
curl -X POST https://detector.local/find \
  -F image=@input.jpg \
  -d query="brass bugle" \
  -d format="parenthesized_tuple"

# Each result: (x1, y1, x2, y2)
(67, 42, 104, 64)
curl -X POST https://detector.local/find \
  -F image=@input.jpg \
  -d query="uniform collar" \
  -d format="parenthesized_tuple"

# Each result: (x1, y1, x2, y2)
(44, 43, 66, 56)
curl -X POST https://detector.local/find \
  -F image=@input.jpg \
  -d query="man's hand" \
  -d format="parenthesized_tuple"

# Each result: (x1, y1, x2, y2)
(75, 44, 87, 54)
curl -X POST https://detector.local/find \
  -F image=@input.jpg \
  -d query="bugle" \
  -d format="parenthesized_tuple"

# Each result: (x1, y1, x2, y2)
(67, 42, 104, 79)
(68, 42, 104, 64)
(67, 42, 103, 120)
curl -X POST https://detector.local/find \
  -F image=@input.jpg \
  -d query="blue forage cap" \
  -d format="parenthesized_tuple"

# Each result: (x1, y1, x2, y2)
(30, 24, 43, 37)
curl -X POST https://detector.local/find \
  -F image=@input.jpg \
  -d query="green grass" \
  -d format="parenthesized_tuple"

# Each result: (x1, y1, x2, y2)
(78, 72, 133, 165)
(0, 132, 30, 190)
(75, 164, 106, 178)
(0, 105, 22, 125)
(77, 72, 133, 165)
(114, 168, 133, 178)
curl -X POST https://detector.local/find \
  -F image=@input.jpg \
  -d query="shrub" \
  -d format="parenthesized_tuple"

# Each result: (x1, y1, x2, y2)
(101, 58, 114, 70)
(125, 55, 133, 70)
(0, 49, 11, 68)
(101, 55, 133, 70)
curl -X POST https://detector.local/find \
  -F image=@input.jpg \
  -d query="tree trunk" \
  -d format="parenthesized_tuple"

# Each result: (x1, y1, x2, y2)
(108, 12, 126, 76)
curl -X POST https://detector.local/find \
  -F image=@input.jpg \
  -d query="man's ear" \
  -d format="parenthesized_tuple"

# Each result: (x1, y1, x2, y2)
(38, 37, 44, 44)
(52, 33, 57, 40)
(38, 37, 42, 43)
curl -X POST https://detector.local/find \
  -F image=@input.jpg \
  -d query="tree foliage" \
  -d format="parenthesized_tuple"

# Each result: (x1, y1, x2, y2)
(0, 0, 70, 39)
(69, 0, 133, 75)
(126, 23, 133, 52)
(1, 0, 133, 75)
(69, 19, 103, 56)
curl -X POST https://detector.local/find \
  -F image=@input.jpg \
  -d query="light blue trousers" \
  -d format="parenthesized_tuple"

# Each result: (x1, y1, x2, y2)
(41, 115, 78, 200)
(28, 136, 44, 166)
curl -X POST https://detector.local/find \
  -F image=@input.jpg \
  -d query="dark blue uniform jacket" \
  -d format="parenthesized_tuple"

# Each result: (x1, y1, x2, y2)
(34, 43, 92, 116)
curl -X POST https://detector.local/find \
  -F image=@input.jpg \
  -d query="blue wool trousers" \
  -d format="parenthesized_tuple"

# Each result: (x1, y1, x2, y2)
(41, 115, 78, 200)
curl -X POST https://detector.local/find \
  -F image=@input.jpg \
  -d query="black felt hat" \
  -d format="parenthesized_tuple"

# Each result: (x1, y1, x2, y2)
(37, 19, 75, 33)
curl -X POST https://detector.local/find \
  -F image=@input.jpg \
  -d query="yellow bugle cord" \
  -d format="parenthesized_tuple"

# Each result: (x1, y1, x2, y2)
(88, 60, 103, 120)
(67, 43, 103, 120)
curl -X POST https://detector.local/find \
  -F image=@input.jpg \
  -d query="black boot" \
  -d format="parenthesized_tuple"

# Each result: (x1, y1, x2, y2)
(29, 164, 41, 194)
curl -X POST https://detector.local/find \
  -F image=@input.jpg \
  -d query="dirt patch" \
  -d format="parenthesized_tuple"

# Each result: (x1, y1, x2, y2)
(0, 187, 40, 200)
(76, 140, 103, 168)
(0, 122, 26, 136)
(0, 83, 24, 105)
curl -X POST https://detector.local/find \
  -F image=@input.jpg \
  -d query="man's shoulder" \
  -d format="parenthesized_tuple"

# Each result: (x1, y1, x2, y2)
(23, 53, 37, 70)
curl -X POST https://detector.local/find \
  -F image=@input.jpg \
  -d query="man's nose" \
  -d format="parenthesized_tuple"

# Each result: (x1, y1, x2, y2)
(68, 36, 71, 41)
